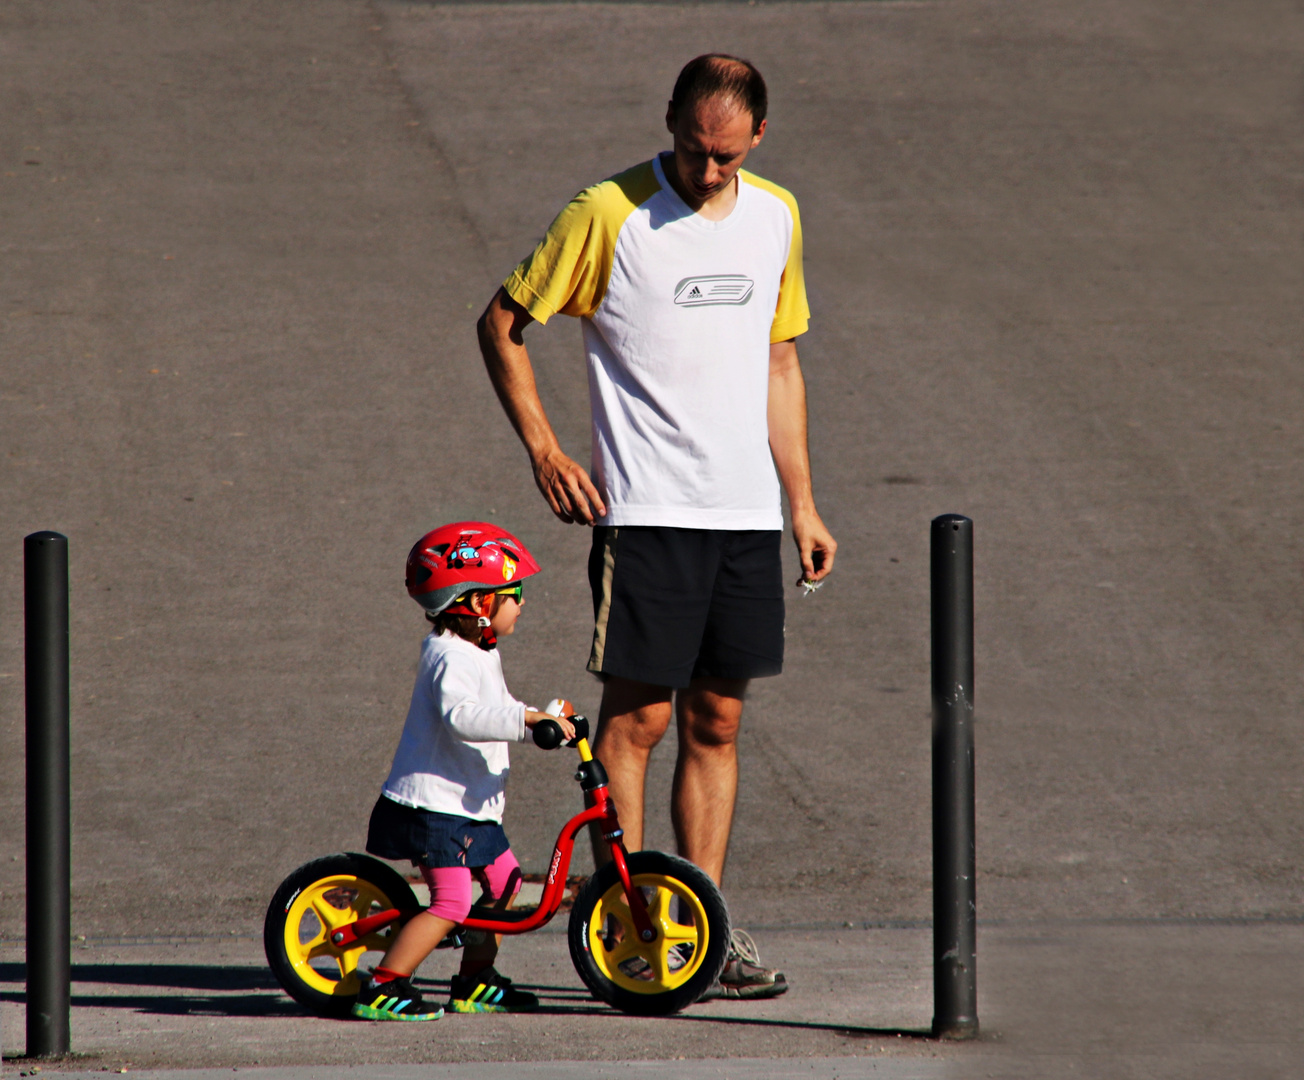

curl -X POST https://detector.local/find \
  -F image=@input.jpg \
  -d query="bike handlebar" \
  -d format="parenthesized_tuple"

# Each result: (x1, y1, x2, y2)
(532, 715, 590, 750)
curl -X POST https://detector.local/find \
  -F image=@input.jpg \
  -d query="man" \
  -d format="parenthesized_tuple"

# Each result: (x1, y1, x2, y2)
(478, 55, 836, 1000)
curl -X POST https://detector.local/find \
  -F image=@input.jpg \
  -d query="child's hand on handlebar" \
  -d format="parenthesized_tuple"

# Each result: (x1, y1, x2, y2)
(525, 711, 576, 742)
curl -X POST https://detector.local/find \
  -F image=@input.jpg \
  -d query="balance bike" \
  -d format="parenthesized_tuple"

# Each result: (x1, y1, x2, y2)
(264, 716, 730, 1017)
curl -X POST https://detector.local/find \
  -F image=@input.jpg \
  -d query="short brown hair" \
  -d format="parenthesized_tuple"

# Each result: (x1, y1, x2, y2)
(670, 54, 768, 134)
(427, 591, 499, 643)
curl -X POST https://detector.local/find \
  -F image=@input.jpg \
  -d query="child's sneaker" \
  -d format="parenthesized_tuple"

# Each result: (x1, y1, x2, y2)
(352, 974, 444, 1021)
(449, 966, 539, 1013)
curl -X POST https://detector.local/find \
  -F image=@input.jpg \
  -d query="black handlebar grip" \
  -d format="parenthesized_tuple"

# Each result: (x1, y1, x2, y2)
(570, 715, 590, 744)
(532, 719, 564, 750)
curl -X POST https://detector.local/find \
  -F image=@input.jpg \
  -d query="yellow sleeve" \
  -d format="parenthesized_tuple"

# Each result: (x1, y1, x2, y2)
(740, 171, 811, 342)
(504, 161, 660, 324)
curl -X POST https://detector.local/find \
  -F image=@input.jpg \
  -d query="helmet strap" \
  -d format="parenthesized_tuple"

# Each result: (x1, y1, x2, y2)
(476, 595, 497, 651)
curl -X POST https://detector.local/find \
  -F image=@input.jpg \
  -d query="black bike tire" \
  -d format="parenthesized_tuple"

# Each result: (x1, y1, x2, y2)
(264, 852, 418, 1017)
(568, 851, 730, 1016)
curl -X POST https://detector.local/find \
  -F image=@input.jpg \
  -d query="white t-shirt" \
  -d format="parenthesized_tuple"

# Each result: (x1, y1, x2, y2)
(506, 153, 809, 530)
(382, 631, 528, 822)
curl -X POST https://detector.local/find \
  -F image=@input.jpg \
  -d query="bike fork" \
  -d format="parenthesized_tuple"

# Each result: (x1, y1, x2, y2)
(608, 839, 657, 943)
(584, 746, 657, 944)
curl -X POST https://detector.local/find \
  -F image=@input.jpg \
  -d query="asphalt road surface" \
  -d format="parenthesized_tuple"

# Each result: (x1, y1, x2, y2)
(2, 0, 1302, 1074)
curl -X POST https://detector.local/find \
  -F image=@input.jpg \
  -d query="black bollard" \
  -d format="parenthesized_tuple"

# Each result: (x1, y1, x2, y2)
(25, 531, 71, 1058)
(930, 514, 978, 1039)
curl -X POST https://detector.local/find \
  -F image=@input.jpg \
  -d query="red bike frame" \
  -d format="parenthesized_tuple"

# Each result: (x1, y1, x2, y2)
(327, 728, 657, 950)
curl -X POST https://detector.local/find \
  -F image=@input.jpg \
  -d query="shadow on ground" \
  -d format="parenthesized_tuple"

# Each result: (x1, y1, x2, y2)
(0, 962, 278, 990)
(0, 962, 929, 1038)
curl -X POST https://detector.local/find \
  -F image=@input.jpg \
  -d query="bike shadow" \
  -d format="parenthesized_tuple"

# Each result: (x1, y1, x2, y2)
(416, 975, 609, 1014)
(526, 1003, 930, 1037)
(417, 975, 931, 1036)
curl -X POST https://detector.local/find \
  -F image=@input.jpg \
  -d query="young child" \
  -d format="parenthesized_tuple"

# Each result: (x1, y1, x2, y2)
(354, 521, 576, 1022)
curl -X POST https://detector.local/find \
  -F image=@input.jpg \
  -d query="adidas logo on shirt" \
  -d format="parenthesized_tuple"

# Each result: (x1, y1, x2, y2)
(674, 275, 755, 307)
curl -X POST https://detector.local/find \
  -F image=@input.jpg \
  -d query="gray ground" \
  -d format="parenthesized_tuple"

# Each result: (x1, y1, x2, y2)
(4, 923, 1302, 1077)
(2, 0, 1302, 1075)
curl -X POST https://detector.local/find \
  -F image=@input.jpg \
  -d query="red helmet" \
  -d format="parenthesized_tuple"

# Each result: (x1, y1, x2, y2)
(405, 522, 541, 617)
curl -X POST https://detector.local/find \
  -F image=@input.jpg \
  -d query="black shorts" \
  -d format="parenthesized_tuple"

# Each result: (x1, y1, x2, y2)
(586, 526, 784, 689)
(365, 795, 511, 870)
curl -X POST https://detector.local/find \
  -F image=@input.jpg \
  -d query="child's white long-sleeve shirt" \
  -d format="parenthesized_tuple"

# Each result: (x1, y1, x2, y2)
(381, 631, 527, 822)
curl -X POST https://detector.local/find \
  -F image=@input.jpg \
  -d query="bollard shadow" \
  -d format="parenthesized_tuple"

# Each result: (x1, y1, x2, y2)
(0, 962, 299, 1018)
(0, 962, 279, 991)
(669, 1012, 934, 1040)
(0, 989, 306, 1018)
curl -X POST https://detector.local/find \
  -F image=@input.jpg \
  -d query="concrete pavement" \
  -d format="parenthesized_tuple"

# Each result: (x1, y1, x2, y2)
(0, 928, 945, 1070)
(6, 1063, 954, 1080)
(5, 921, 1303, 1076)
(2, 0, 1303, 1074)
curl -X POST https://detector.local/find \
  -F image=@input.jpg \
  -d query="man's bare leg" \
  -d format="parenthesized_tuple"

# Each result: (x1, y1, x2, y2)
(671, 677, 746, 885)
(674, 675, 787, 998)
(590, 676, 673, 863)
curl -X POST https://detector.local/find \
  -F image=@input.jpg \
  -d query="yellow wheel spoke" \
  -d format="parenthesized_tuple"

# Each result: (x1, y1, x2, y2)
(597, 902, 635, 941)
(606, 934, 646, 969)
(660, 923, 698, 947)
(646, 886, 674, 925)
(599, 896, 632, 925)
(642, 882, 700, 948)
(310, 898, 350, 932)
(649, 890, 692, 941)
(304, 939, 343, 963)
(641, 942, 670, 985)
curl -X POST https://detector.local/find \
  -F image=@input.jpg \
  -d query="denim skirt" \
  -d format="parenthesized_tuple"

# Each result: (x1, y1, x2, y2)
(365, 794, 511, 870)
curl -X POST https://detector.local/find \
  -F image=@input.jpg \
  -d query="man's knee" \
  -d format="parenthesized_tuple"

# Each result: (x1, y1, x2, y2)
(678, 680, 746, 749)
(597, 678, 674, 752)
(598, 707, 674, 752)
(679, 711, 741, 749)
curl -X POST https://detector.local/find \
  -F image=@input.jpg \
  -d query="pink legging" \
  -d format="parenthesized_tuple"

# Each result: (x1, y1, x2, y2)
(420, 850, 522, 923)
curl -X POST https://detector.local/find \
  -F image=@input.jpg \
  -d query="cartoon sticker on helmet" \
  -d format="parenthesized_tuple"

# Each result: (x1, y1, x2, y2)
(450, 540, 480, 567)
(502, 555, 517, 581)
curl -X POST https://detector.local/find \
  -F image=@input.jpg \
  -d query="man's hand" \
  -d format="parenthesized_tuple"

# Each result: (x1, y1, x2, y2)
(532, 447, 607, 525)
(767, 339, 838, 586)
(478, 288, 607, 525)
(792, 508, 837, 584)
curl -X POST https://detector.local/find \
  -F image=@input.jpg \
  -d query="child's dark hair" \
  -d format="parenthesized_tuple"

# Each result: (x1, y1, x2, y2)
(427, 591, 495, 642)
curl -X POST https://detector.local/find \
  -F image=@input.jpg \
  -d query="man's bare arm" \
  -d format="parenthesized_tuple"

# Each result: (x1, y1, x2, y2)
(768, 338, 837, 582)
(477, 287, 607, 525)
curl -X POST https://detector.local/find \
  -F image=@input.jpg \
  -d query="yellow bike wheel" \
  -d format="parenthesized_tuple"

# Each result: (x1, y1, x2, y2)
(264, 853, 417, 1016)
(569, 851, 730, 1015)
